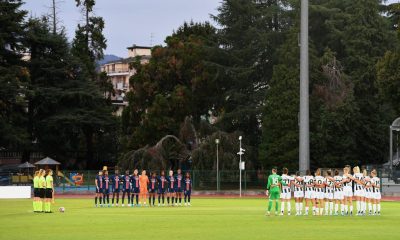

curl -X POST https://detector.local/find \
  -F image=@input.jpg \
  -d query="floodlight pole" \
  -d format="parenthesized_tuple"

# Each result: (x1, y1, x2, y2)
(215, 139, 220, 191)
(299, 0, 310, 174)
(239, 137, 242, 197)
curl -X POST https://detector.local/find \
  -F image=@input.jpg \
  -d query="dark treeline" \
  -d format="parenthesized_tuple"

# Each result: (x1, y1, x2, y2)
(0, 0, 116, 169)
(1, 0, 400, 170)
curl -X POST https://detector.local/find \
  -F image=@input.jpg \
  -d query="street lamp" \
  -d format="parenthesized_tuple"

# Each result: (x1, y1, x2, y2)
(215, 138, 220, 191)
(237, 136, 245, 197)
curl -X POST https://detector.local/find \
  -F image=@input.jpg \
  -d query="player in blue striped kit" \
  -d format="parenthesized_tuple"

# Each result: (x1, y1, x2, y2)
(167, 170, 176, 206)
(131, 169, 140, 207)
(121, 170, 131, 207)
(158, 170, 167, 206)
(148, 172, 158, 207)
(102, 171, 111, 207)
(111, 169, 121, 207)
(95, 171, 103, 207)
(184, 172, 192, 206)
(175, 169, 184, 206)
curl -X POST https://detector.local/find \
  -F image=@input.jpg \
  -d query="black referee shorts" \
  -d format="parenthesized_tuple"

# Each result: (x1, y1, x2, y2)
(39, 188, 46, 198)
(33, 188, 39, 197)
(45, 188, 53, 198)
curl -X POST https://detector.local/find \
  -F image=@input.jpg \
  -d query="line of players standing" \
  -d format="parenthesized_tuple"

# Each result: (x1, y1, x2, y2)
(278, 165, 381, 216)
(94, 169, 192, 207)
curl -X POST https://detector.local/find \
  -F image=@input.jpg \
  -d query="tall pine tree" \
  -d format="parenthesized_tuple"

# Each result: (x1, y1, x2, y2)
(0, 0, 29, 150)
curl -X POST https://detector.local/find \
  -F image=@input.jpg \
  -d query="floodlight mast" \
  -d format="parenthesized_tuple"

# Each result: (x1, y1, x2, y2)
(299, 0, 310, 175)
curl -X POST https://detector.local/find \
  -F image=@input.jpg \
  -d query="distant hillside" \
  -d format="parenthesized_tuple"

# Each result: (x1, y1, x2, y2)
(96, 54, 122, 71)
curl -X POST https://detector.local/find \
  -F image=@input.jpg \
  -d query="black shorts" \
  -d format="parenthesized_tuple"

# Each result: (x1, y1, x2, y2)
(33, 188, 39, 197)
(96, 188, 103, 194)
(158, 188, 166, 194)
(132, 187, 140, 194)
(122, 188, 130, 193)
(45, 189, 53, 198)
(148, 188, 157, 194)
(39, 188, 46, 198)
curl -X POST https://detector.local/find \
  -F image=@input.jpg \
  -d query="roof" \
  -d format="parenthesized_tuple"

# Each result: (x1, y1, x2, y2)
(127, 44, 152, 50)
(18, 161, 35, 168)
(34, 157, 60, 165)
(103, 56, 151, 65)
(392, 117, 400, 128)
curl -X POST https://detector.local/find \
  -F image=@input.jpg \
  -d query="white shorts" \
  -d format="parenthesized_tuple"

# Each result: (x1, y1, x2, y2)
(280, 191, 292, 200)
(343, 187, 353, 197)
(304, 190, 315, 199)
(373, 192, 381, 200)
(334, 191, 344, 200)
(354, 189, 365, 197)
(294, 191, 304, 198)
(315, 191, 325, 200)
(325, 192, 334, 200)
(365, 191, 374, 199)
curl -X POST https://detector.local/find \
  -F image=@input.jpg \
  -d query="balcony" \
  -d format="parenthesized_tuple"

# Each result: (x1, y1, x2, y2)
(105, 67, 130, 73)
(115, 82, 129, 91)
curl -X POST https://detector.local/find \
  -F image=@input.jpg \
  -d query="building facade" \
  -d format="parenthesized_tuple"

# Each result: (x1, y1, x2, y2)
(101, 45, 151, 116)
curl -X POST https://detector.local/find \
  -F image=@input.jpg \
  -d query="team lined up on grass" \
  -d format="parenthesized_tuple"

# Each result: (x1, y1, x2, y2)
(95, 169, 192, 207)
(32, 169, 54, 213)
(266, 166, 381, 216)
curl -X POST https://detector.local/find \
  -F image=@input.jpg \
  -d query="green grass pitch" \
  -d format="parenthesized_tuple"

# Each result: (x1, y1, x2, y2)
(1, 198, 400, 240)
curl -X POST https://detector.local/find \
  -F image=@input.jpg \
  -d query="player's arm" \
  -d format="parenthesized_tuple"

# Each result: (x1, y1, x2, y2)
(353, 177, 364, 186)
(278, 176, 287, 186)
(293, 180, 301, 188)
(344, 175, 351, 183)
(375, 180, 380, 189)
(95, 177, 98, 189)
(295, 176, 303, 182)
(314, 179, 321, 188)
(307, 182, 314, 188)
(347, 174, 358, 182)
(339, 178, 347, 185)
(333, 181, 338, 187)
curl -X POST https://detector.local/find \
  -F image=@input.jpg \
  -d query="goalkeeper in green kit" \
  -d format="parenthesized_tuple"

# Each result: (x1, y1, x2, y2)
(265, 167, 286, 216)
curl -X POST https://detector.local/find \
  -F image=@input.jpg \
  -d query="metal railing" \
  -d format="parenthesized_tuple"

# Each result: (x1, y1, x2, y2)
(1, 168, 399, 194)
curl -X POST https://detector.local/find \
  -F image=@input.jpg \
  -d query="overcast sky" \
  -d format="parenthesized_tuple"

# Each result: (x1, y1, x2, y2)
(22, 0, 219, 57)
(22, 0, 399, 57)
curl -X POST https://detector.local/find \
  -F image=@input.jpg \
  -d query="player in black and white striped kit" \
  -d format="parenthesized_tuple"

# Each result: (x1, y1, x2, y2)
(293, 171, 304, 216)
(364, 169, 374, 215)
(302, 170, 315, 215)
(333, 169, 345, 216)
(314, 169, 326, 215)
(342, 166, 354, 215)
(351, 166, 366, 216)
(370, 169, 381, 215)
(324, 169, 335, 215)
(280, 168, 294, 215)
